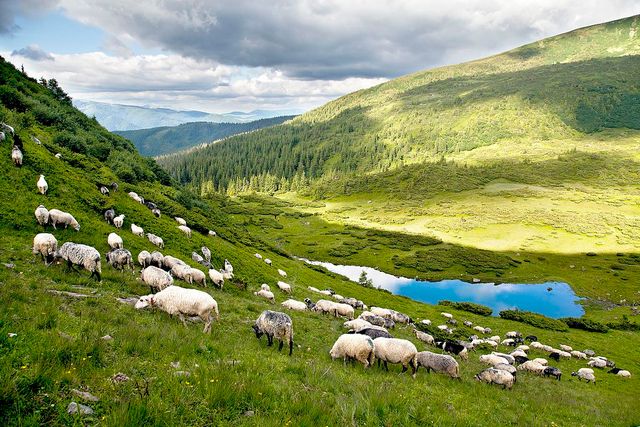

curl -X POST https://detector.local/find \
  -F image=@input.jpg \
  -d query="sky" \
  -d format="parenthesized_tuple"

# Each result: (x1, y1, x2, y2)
(1, 1, 638, 114)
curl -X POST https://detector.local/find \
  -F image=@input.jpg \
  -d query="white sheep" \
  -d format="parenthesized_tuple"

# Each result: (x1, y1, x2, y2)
(163, 255, 186, 270)
(277, 268, 287, 277)
(332, 294, 344, 301)
(264, 258, 272, 266)
(113, 214, 125, 229)
(106, 248, 133, 271)
(208, 269, 225, 289)
(48, 209, 80, 231)
(281, 299, 307, 311)
(494, 363, 518, 380)
(131, 223, 144, 237)
(32, 233, 57, 264)
(480, 354, 509, 367)
(475, 368, 515, 389)
(371, 307, 393, 319)
(560, 344, 573, 352)
(517, 361, 546, 374)
(510, 350, 528, 359)
(571, 368, 596, 383)
(441, 312, 453, 319)
(313, 299, 339, 316)
(413, 329, 435, 345)
(254, 253, 263, 259)
(343, 319, 373, 331)
(128, 191, 144, 204)
(615, 370, 631, 378)
(224, 259, 233, 274)
(254, 289, 275, 303)
(11, 145, 22, 166)
(319, 290, 333, 296)
(177, 225, 192, 238)
(107, 232, 123, 249)
(505, 331, 520, 339)
(329, 334, 375, 368)
(492, 352, 516, 365)
(532, 358, 548, 366)
(150, 251, 164, 268)
(184, 267, 207, 287)
(473, 325, 485, 333)
(34, 205, 49, 226)
(261, 283, 271, 292)
(140, 266, 174, 293)
(415, 351, 460, 379)
(208, 230, 216, 236)
(307, 286, 320, 293)
(420, 319, 432, 326)
(135, 285, 219, 333)
(55, 242, 101, 281)
(252, 310, 294, 355)
(276, 281, 292, 294)
(488, 335, 501, 344)
(501, 338, 515, 346)
(171, 263, 191, 281)
(373, 337, 418, 377)
(146, 233, 164, 248)
(570, 351, 588, 360)
(516, 345, 530, 352)
(201, 246, 211, 263)
(588, 358, 607, 369)
(1, 122, 14, 134)
(174, 217, 187, 226)
(54, 153, 61, 159)
(138, 250, 152, 267)
(37, 175, 48, 195)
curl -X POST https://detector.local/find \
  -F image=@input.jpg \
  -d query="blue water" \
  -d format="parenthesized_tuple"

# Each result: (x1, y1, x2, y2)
(297, 258, 585, 318)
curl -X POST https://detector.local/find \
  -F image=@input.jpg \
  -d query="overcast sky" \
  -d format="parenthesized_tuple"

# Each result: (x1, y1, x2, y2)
(1, 1, 638, 113)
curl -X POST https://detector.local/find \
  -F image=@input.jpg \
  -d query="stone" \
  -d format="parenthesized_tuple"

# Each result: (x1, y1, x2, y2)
(244, 410, 255, 417)
(71, 389, 99, 402)
(111, 372, 129, 383)
(3, 263, 14, 269)
(174, 371, 191, 377)
(101, 335, 113, 341)
(67, 401, 93, 415)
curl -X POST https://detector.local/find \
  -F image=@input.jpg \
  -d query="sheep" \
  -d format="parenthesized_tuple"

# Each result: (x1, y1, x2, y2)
(254, 253, 263, 259)
(105, 248, 133, 271)
(501, 338, 515, 346)
(150, 251, 164, 268)
(192, 252, 205, 265)
(344, 319, 373, 331)
(415, 351, 460, 379)
(373, 337, 418, 377)
(146, 233, 164, 249)
(151, 208, 161, 218)
(516, 345, 529, 352)
(174, 217, 187, 226)
(275, 281, 291, 294)
(135, 285, 218, 333)
(510, 350, 528, 359)
(517, 361, 546, 375)
(140, 266, 173, 293)
(421, 319, 432, 326)
(281, 299, 307, 311)
(588, 358, 607, 369)
(201, 246, 211, 263)
(608, 368, 631, 378)
(319, 289, 333, 296)
(113, 214, 125, 229)
(0, 131, 4, 141)
(253, 310, 294, 355)
(278, 269, 287, 277)
(488, 335, 501, 344)
(494, 363, 518, 381)
(312, 299, 338, 315)
(473, 326, 485, 333)
(559, 344, 573, 352)
(492, 352, 516, 365)
(208, 230, 216, 236)
(100, 185, 109, 195)
(329, 334, 375, 368)
(171, 263, 191, 281)
(341, 298, 367, 310)
(389, 310, 412, 324)
(11, 145, 22, 166)
(54, 153, 61, 159)
(55, 242, 101, 281)
(224, 259, 233, 274)
(138, 250, 152, 268)
(32, 233, 58, 264)
(104, 208, 115, 225)
(131, 223, 144, 237)
(475, 368, 515, 390)
(110, 182, 118, 191)
(107, 232, 123, 249)
(441, 312, 453, 319)
(303, 298, 316, 310)
(260, 284, 271, 292)
(435, 340, 468, 360)
(264, 258, 272, 266)
(163, 255, 186, 270)
(371, 306, 393, 319)
(570, 351, 588, 360)
(571, 368, 596, 383)
(525, 335, 538, 343)
(413, 329, 435, 345)
(480, 354, 509, 367)
(463, 320, 473, 327)
(354, 328, 392, 340)
(543, 366, 562, 381)
(1, 122, 14, 134)
(359, 312, 395, 329)
(308, 286, 321, 293)
(184, 268, 207, 287)
(207, 269, 225, 288)
(483, 327, 492, 334)
(48, 209, 80, 231)
(177, 225, 192, 238)
(332, 294, 345, 301)
(254, 289, 275, 303)
(514, 355, 529, 365)
(505, 331, 521, 339)
(128, 191, 144, 204)
(583, 349, 596, 357)
(34, 205, 49, 226)
(532, 358, 548, 366)
(334, 303, 355, 320)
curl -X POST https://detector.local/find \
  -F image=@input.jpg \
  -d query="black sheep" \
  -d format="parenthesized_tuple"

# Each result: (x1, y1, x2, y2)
(525, 335, 538, 343)
(514, 355, 529, 365)
(543, 367, 562, 380)
(104, 208, 115, 225)
(435, 340, 467, 358)
(355, 328, 392, 340)
(549, 352, 560, 362)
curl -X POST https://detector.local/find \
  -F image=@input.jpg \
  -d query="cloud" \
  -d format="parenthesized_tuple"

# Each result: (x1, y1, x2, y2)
(11, 44, 55, 61)
(0, 0, 59, 35)
(101, 35, 133, 58)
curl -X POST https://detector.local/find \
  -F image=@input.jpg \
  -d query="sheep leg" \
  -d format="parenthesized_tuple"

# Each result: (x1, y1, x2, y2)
(384, 361, 388, 371)
(267, 334, 273, 346)
(401, 364, 407, 373)
(202, 313, 212, 333)
(289, 339, 293, 356)
(278, 340, 284, 352)
(178, 313, 188, 327)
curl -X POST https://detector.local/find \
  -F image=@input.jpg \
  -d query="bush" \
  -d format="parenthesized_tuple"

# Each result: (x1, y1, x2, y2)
(439, 300, 493, 316)
(499, 309, 568, 331)
(53, 131, 87, 154)
(561, 317, 609, 333)
(607, 315, 640, 331)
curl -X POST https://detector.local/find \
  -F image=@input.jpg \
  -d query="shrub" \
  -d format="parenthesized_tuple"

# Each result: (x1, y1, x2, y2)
(439, 300, 493, 316)
(561, 317, 609, 333)
(499, 309, 568, 331)
(607, 315, 640, 331)
(53, 131, 87, 154)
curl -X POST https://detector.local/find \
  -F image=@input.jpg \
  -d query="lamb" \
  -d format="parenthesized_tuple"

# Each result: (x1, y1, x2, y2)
(571, 368, 596, 383)
(32, 233, 58, 264)
(201, 246, 211, 263)
(253, 310, 294, 355)
(435, 340, 468, 360)
(55, 242, 101, 281)
(480, 354, 509, 367)
(34, 205, 49, 226)
(174, 217, 187, 226)
(184, 268, 207, 287)
(329, 334, 375, 368)
(113, 214, 125, 229)
(517, 360, 546, 374)
(208, 269, 225, 288)
(48, 209, 80, 231)
(587, 358, 607, 369)
(131, 223, 144, 237)
(254, 253, 263, 259)
(138, 250, 152, 268)
(278, 269, 287, 277)
(373, 337, 418, 377)
(11, 145, 22, 166)
(277, 281, 292, 294)
(264, 258, 272, 266)
(543, 366, 562, 381)
(415, 351, 460, 379)
(413, 329, 435, 345)
(344, 319, 374, 331)
(107, 232, 123, 249)
(135, 285, 218, 333)
(146, 233, 164, 249)
(570, 351, 588, 360)
(355, 328, 392, 340)
(37, 175, 48, 195)
(177, 225, 192, 238)
(254, 289, 275, 303)
(140, 266, 174, 293)
(150, 251, 164, 268)
(281, 299, 308, 311)
(106, 248, 133, 271)
(104, 208, 115, 225)
(475, 368, 515, 389)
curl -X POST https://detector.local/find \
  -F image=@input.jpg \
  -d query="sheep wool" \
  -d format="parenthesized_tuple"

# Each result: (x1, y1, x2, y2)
(253, 310, 294, 355)
(373, 337, 418, 377)
(517, 361, 546, 374)
(32, 233, 58, 264)
(174, 217, 187, 226)
(48, 209, 80, 231)
(185, 268, 207, 287)
(329, 334, 375, 368)
(281, 299, 307, 311)
(113, 214, 125, 229)
(480, 354, 509, 367)
(475, 368, 515, 389)
(413, 329, 435, 345)
(208, 269, 225, 288)
(107, 232, 123, 249)
(277, 281, 292, 294)
(131, 223, 144, 237)
(163, 255, 186, 270)
(37, 175, 48, 195)
(140, 266, 174, 292)
(277, 269, 287, 277)
(344, 319, 373, 332)
(11, 145, 22, 166)
(106, 249, 133, 271)
(147, 233, 164, 248)
(34, 205, 49, 226)
(138, 250, 152, 267)
(177, 225, 192, 238)
(415, 351, 460, 379)
(254, 289, 275, 303)
(150, 251, 164, 268)
(56, 242, 101, 281)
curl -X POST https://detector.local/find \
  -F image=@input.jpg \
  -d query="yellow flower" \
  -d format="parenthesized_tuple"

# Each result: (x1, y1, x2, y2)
(21, 365, 27, 369)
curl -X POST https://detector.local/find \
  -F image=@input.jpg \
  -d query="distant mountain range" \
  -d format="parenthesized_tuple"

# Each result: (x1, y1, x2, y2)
(114, 116, 296, 157)
(74, 100, 302, 131)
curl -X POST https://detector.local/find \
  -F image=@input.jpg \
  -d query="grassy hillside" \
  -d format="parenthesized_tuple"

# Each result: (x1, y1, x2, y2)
(115, 116, 295, 157)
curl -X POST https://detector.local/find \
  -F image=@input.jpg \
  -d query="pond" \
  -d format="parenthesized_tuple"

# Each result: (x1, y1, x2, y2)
(297, 257, 585, 318)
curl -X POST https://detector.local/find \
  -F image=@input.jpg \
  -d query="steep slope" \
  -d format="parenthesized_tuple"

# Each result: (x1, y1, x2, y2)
(114, 116, 296, 157)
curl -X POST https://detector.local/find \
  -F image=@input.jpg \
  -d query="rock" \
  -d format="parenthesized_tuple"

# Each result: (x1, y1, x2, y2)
(244, 410, 255, 417)
(48, 290, 96, 298)
(67, 401, 94, 415)
(111, 373, 129, 383)
(3, 263, 14, 269)
(71, 389, 100, 402)
(472, 278, 481, 283)
(174, 371, 191, 377)
(101, 335, 113, 341)
(116, 297, 138, 306)
(170, 361, 181, 369)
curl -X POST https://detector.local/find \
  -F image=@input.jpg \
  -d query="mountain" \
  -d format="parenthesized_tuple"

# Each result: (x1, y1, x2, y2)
(73, 100, 301, 131)
(114, 116, 296, 157)
(159, 15, 640, 196)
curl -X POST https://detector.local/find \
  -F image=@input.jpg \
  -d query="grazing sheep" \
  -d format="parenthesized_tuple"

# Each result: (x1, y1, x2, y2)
(389, 310, 412, 324)
(373, 337, 418, 377)
(55, 242, 101, 281)
(340, 297, 367, 310)
(371, 307, 393, 319)
(106, 248, 133, 271)
(583, 349, 596, 357)
(344, 319, 373, 331)
(100, 185, 109, 195)
(354, 328, 392, 340)
(131, 223, 144, 237)
(413, 329, 435, 345)
(480, 354, 509, 367)
(608, 368, 631, 378)
(208, 230, 216, 236)
(560, 344, 573, 352)
(475, 368, 515, 389)
(571, 351, 588, 360)
(277, 269, 287, 277)
(201, 246, 211, 263)
(488, 336, 501, 344)
(435, 340, 468, 360)
(420, 319, 432, 326)
(492, 352, 516, 365)
(501, 338, 515, 347)
(359, 312, 395, 329)
(253, 310, 294, 355)
(151, 208, 161, 218)
(541, 344, 554, 352)
(146, 233, 164, 249)
(107, 232, 123, 249)
(1, 122, 14, 134)
(138, 250, 152, 268)
(415, 351, 460, 379)
(171, 264, 191, 281)
(264, 258, 272, 266)
(174, 217, 187, 226)
(543, 367, 562, 381)
(517, 361, 546, 375)
(514, 355, 529, 365)
(510, 350, 528, 359)
(135, 285, 218, 333)
(254, 289, 275, 303)
(54, 153, 61, 159)
(516, 345, 530, 352)
(261, 284, 271, 292)
(463, 320, 473, 327)
(572, 368, 596, 383)
(329, 334, 375, 368)
(0, 131, 4, 141)
(332, 294, 345, 301)
(308, 286, 320, 293)
(281, 299, 307, 311)
(34, 205, 49, 226)
(437, 324, 449, 331)
(441, 312, 453, 319)
(494, 363, 518, 381)
(319, 289, 333, 296)
(163, 255, 186, 270)
(32, 233, 58, 264)
(254, 253, 263, 259)
(113, 214, 125, 229)
(532, 358, 548, 366)
(276, 281, 292, 294)
(588, 358, 607, 369)
(150, 251, 164, 268)
(334, 303, 355, 320)
(184, 268, 207, 287)
(473, 326, 485, 333)
(224, 259, 233, 274)
(128, 191, 144, 204)
(48, 209, 80, 231)
(549, 351, 562, 361)
(37, 175, 48, 194)
(177, 225, 192, 238)
(140, 266, 174, 293)
(11, 145, 22, 166)
(505, 331, 522, 339)
(192, 252, 205, 265)
(303, 298, 316, 310)
(208, 269, 225, 289)
(104, 208, 115, 225)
